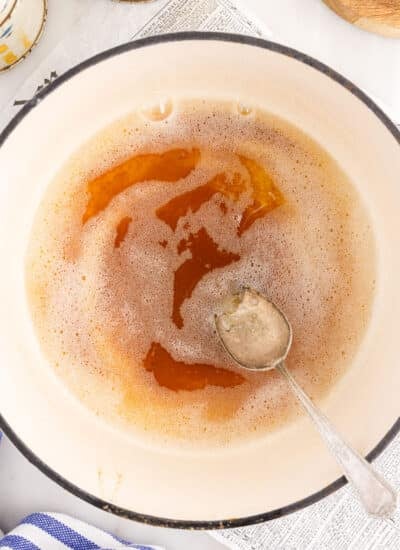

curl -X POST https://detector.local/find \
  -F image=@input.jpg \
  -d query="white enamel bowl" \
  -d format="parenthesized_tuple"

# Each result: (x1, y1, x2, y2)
(0, 33, 399, 528)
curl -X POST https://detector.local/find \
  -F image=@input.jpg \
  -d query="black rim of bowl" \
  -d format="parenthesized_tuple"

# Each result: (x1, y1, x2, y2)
(0, 31, 399, 530)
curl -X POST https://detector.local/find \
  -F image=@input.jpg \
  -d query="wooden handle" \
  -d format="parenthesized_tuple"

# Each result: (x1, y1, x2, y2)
(323, 0, 400, 37)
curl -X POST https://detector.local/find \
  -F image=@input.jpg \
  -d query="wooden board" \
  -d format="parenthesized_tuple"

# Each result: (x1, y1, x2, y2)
(323, 0, 400, 37)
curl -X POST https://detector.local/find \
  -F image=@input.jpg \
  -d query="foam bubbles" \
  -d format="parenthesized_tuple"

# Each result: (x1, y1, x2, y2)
(237, 102, 253, 116)
(25, 99, 376, 450)
(140, 98, 173, 122)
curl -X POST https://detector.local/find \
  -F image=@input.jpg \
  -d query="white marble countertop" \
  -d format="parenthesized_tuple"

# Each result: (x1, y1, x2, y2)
(0, 1, 399, 548)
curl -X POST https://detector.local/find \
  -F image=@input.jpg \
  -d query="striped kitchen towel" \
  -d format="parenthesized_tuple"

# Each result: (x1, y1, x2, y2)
(0, 512, 163, 550)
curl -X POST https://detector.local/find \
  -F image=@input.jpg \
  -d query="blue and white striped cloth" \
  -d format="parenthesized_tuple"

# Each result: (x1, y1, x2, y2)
(0, 512, 163, 549)
(0, 512, 163, 550)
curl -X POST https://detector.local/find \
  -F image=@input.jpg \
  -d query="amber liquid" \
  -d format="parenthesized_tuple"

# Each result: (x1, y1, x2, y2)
(81, 147, 283, 389)
(26, 99, 375, 447)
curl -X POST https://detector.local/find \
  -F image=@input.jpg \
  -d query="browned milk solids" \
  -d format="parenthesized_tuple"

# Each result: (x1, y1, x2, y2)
(26, 99, 375, 448)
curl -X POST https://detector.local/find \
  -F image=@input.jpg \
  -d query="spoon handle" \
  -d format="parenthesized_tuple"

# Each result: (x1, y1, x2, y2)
(277, 363, 397, 519)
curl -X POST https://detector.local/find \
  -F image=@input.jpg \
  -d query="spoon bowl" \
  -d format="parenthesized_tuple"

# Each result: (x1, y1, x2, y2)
(215, 287, 292, 371)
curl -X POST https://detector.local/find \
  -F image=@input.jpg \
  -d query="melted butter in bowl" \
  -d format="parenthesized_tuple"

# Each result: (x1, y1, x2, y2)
(25, 98, 376, 449)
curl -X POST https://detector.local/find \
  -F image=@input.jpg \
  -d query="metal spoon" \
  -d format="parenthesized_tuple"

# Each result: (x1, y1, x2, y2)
(215, 287, 397, 519)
